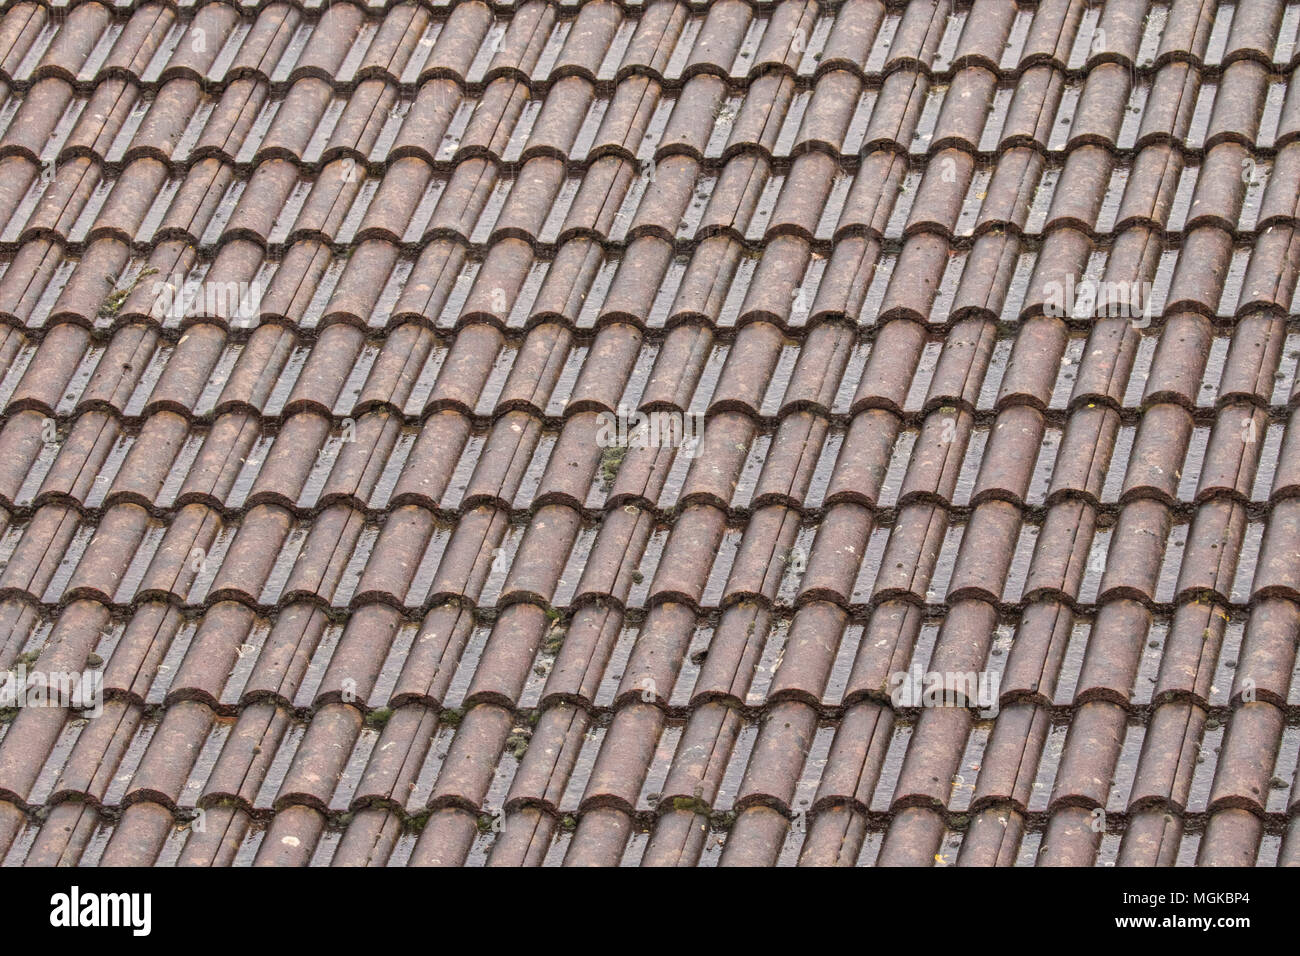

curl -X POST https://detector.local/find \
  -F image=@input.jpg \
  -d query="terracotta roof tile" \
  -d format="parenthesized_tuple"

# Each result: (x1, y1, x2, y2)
(0, 0, 1297, 868)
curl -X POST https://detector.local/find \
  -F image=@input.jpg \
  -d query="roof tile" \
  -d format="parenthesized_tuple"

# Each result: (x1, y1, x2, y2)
(0, 0, 1297, 868)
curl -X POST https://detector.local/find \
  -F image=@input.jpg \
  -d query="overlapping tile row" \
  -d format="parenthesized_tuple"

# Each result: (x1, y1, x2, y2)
(0, 0, 1297, 867)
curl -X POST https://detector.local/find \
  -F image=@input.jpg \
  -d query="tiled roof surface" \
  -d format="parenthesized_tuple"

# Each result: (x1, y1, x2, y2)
(0, 0, 1298, 868)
